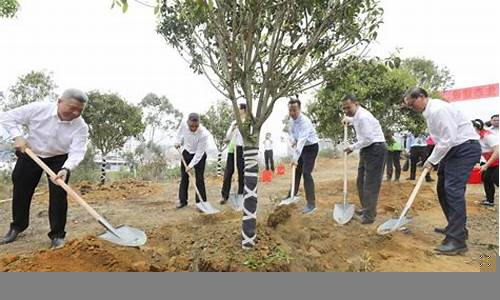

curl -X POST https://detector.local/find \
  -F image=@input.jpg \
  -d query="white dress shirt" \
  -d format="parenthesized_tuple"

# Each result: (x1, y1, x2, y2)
(176, 122, 210, 168)
(263, 139, 273, 151)
(289, 113, 319, 161)
(345, 106, 385, 150)
(0, 102, 89, 171)
(225, 121, 243, 146)
(490, 127, 499, 135)
(423, 98, 479, 165)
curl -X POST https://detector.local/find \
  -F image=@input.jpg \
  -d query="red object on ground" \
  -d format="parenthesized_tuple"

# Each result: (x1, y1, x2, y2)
(467, 167, 482, 184)
(276, 164, 285, 176)
(261, 170, 273, 183)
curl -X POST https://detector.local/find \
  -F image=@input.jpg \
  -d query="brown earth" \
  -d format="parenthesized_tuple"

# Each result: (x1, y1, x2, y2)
(0, 157, 497, 272)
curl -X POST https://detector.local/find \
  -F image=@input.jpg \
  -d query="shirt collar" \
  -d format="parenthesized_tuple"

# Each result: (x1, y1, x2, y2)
(422, 98, 432, 118)
(353, 106, 363, 120)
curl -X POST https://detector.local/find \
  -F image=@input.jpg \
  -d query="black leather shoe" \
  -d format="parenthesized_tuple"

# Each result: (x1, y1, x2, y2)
(360, 215, 375, 224)
(50, 238, 65, 249)
(355, 208, 365, 216)
(426, 178, 435, 182)
(220, 199, 228, 205)
(435, 239, 468, 255)
(0, 228, 20, 245)
(176, 203, 188, 210)
(434, 227, 446, 235)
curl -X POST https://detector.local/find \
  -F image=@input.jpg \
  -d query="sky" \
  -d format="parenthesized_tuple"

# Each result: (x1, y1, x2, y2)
(1, 0, 499, 153)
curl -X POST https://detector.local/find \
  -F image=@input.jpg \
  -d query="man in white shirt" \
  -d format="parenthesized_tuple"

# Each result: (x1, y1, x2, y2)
(220, 103, 246, 205)
(488, 114, 499, 135)
(404, 87, 481, 255)
(284, 98, 319, 214)
(175, 113, 210, 209)
(263, 132, 274, 172)
(0, 89, 89, 249)
(342, 95, 386, 224)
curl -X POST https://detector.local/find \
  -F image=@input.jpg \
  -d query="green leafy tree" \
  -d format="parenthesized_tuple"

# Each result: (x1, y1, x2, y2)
(156, 0, 383, 249)
(309, 55, 453, 143)
(84, 90, 145, 184)
(0, 0, 19, 18)
(200, 99, 233, 177)
(2, 70, 57, 111)
(402, 57, 454, 91)
(140, 93, 183, 142)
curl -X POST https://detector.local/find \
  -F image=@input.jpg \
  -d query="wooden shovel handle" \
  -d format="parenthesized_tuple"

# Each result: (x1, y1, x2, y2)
(177, 148, 205, 202)
(24, 148, 102, 221)
(398, 168, 429, 222)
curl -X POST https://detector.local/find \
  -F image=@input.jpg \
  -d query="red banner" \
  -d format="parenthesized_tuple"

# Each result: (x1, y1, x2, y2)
(441, 83, 499, 102)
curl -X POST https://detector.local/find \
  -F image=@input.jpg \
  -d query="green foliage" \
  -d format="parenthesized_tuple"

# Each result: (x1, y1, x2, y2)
(140, 93, 183, 142)
(84, 90, 145, 157)
(156, 0, 383, 146)
(200, 99, 233, 150)
(0, 0, 19, 18)
(71, 145, 100, 182)
(2, 70, 57, 110)
(401, 57, 454, 91)
(243, 246, 292, 270)
(309, 55, 452, 142)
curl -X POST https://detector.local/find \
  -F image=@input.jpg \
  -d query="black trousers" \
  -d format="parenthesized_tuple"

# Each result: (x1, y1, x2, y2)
(482, 165, 499, 203)
(357, 143, 387, 220)
(264, 150, 274, 171)
(288, 143, 318, 206)
(179, 150, 207, 204)
(386, 150, 401, 180)
(410, 146, 432, 180)
(10, 153, 69, 239)
(437, 140, 481, 243)
(221, 146, 244, 200)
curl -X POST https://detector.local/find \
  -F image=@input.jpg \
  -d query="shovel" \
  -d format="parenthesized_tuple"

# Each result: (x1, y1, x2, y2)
(25, 148, 147, 247)
(279, 165, 298, 206)
(228, 138, 243, 211)
(177, 149, 220, 214)
(333, 124, 355, 225)
(377, 168, 429, 235)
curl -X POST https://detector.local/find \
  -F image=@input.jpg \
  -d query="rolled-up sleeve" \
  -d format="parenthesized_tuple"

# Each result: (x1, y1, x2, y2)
(62, 124, 89, 171)
(188, 134, 208, 168)
(426, 110, 457, 165)
(0, 102, 39, 138)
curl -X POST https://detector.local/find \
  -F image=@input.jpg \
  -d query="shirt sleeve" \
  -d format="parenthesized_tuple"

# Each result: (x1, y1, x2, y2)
(224, 122, 236, 142)
(0, 102, 40, 138)
(293, 119, 311, 161)
(426, 109, 458, 165)
(485, 134, 499, 149)
(176, 124, 185, 145)
(62, 124, 89, 171)
(351, 117, 375, 151)
(188, 133, 208, 168)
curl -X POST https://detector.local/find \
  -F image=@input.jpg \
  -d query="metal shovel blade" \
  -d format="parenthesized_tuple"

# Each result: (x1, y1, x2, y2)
(98, 225, 147, 247)
(229, 194, 243, 211)
(333, 203, 355, 225)
(377, 217, 410, 235)
(279, 196, 300, 206)
(196, 202, 220, 214)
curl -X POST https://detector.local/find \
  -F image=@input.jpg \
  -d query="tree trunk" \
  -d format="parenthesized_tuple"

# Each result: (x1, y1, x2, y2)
(100, 157, 107, 185)
(241, 144, 259, 249)
(217, 150, 222, 177)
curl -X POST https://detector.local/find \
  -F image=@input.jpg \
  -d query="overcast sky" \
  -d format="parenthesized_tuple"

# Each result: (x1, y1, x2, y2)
(1, 0, 499, 150)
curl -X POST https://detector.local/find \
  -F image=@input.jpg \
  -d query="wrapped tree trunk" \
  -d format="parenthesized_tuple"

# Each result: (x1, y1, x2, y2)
(100, 157, 107, 185)
(241, 145, 259, 249)
(217, 150, 223, 177)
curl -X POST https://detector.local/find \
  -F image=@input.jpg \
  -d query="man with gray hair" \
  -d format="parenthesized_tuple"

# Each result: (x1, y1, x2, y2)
(174, 113, 211, 210)
(0, 88, 89, 249)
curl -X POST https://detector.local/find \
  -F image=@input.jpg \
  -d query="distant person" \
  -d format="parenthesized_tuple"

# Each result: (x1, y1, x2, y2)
(174, 113, 210, 209)
(385, 130, 402, 182)
(342, 94, 386, 224)
(0, 89, 89, 249)
(488, 114, 499, 135)
(220, 103, 246, 205)
(263, 132, 274, 172)
(471, 119, 499, 207)
(406, 133, 433, 182)
(404, 87, 480, 255)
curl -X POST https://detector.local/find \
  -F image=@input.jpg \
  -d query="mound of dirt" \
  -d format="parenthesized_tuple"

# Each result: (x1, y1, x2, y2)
(72, 179, 164, 202)
(267, 205, 293, 229)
